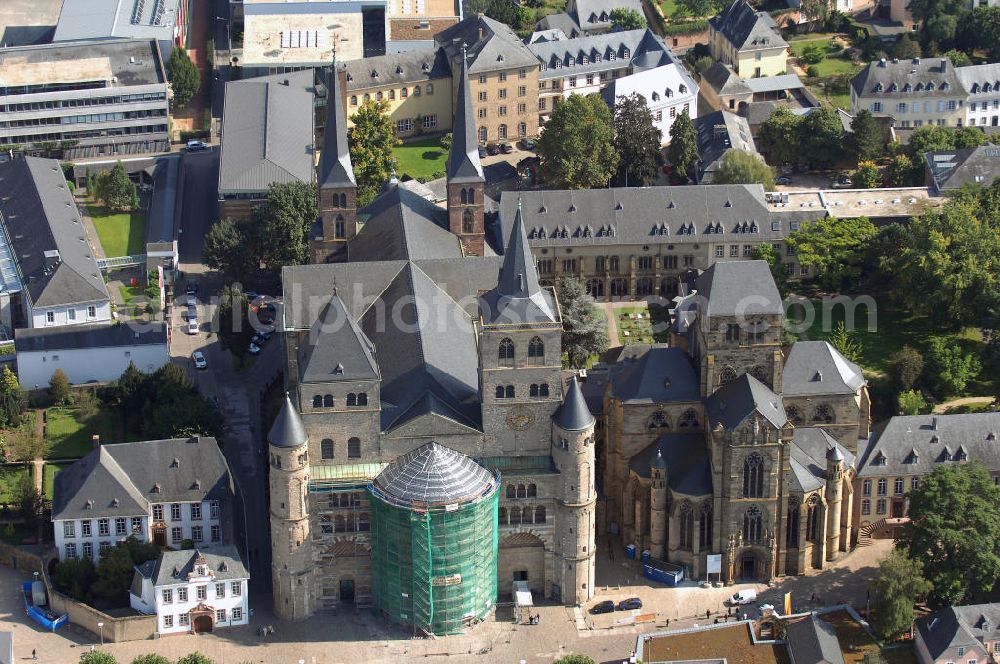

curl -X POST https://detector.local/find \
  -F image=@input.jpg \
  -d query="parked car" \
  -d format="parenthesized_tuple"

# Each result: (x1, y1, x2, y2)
(775, 176, 792, 185)
(499, 142, 513, 154)
(248, 342, 261, 355)
(831, 175, 853, 189)
(617, 597, 643, 611)
(187, 318, 199, 334)
(186, 140, 208, 152)
(478, 145, 488, 159)
(486, 143, 500, 156)
(185, 280, 198, 296)
(520, 138, 537, 151)
(729, 589, 757, 606)
(589, 600, 615, 614)
(186, 294, 197, 307)
(192, 351, 207, 370)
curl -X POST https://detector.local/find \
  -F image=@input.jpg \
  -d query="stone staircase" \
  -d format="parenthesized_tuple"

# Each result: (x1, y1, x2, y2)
(857, 518, 887, 547)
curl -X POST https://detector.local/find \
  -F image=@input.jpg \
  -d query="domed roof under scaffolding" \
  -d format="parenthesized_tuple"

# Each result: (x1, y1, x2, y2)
(372, 442, 498, 507)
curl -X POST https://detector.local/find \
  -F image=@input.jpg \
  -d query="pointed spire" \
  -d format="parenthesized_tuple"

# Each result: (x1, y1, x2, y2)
(553, 376, 595, 431)
(486, 197, 557, 323)
(269, 394, 308, 448)
(446, 45, 484, 184)
(320, 62, 356, 188)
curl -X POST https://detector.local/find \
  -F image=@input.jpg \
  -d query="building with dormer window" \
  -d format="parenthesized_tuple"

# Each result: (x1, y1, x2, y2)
(709, 0, 788, 78)
(850, 57, 966, 127)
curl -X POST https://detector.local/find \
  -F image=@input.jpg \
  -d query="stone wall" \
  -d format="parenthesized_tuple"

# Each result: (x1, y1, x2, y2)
(45, 579, 157, 643)
(0, 540, 45, 575)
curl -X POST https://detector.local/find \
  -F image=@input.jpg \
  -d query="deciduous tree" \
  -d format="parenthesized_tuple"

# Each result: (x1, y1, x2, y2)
(897, 389, 927, 415)
(786, 215, 878, 290)
(0, 366, 26, 429)
(54, 556, 96, 602)
(758, 107, 803, 167)
(538, 94, 619, 189)
(166, 46, 200, 109)
(176, 654, 217, 664)
(666, 109, 698, 182)
(203, 218, 255, 281)
(870, 550, 932, 640)
(798, 106, 844, 169)
(752, 244, 789, 297)
(49, 368, 70, 405)
(711, 150, 775, 190)
(888, 345, 924, 391)
(80, 653, 119, 664)
(676, 0, 721, 16)
(852, 160, 881, 189)
(216, 284, 255, 367)
(849, 109, 883, 162)
(131, 656, 172, 664)
(924, 336, 981, 396)
(886, 154, 915, 186)
(558, 277, 609, 369)
(613, 93, 662, 187)
(348, 99, 400, 206)
(255, 181, 318, 270)
(609, 7, 646, 29)
(898, 463, 1000, 604)
(892, 33, 921, 59)
(98, 161, 138, 211)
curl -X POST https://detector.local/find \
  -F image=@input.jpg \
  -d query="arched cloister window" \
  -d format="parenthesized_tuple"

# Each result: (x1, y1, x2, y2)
(719, 366, 738, 386)
(505, 385, 515, 399)
(510, 507, 522, 525)
(323, 394, 334, 408)
(743, 505, 763, 544)
(678, 502, 694, 550)
(313, 395, 322, 408)
(527, 336, 545, 365)
(463, 208, 475, 234)
(679, 409, 699, 428)
(806, 495, 822, 543)
(812, 404, 835, 423)
(743, 453, 765, 498)
(540, 383, 549, 397)
(522, 507, 534, 524)
(786, 405, 804, 425)
(786, 499, 800, 547)
(535, 506, 546, 523)
(347, 437, 361, 458)
(516, 484, 527, 499)
(749, 365, 769, 386)
(506, 485, 516, 499)
(648, 411, 669, 429)
(498, 338, 515, 367)
(498, 507, 507, 525)
(699, 502, 713, 548)
(527, 484, 537, 498)
(347, 393, 357, 407)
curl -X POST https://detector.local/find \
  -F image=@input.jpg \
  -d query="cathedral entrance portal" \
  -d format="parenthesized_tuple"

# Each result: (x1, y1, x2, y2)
(740, 553, 756, 580)
(340, 579, 355, 602)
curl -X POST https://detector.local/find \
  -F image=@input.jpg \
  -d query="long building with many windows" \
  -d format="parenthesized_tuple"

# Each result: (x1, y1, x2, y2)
(0, 39, 170, 159)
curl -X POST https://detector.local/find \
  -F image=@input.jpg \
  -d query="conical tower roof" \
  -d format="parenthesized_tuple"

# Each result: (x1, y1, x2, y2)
(320, 64, 356, 188)
(553, 376, 595, 431)
(269, 395, 308, 448)
(446, 48, 484, 184)
(372, 442, 498, 507)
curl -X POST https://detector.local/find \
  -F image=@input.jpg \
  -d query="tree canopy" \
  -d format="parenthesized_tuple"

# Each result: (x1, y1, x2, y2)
(216, 284, 255, 366)
(852, 161, 880, 189)
(666, 110, 698, 182)
(609, 7, 646, 29)
(348, 99, 400, 206)
(798, 107, 844, 169)
(786, 215, 878, 290)
(165, 47, 200, 108)
(898, 463, 1000, 604)
(538, 94, 619, 189)
(613, 93, 662, 187)
(254, 181, 318, 270)
(711, 150, 775, 190)
(95, 161, 138, 212)
(203, 218, 256, 282)
(870, 550, 932, 640)
(752, 244, 789, 297)
(758, 107, 803, 167)
(558, 277, 609, 369)
(0, 366, 26, 429)
(849, 109, 883, 163)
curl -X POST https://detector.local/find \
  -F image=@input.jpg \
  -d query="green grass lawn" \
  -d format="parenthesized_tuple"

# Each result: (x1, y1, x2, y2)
(0, 466, 28, 503)
(614, 304, 670, 345)
(393, 137, 449, 182)
(791, 37, 836, 56)
(42, 462, 70, 501)
(86, 202, 148, 257)
(44, 406, 117, 459)
(810, 58, 862, 77)
(659, 0, 679, 17)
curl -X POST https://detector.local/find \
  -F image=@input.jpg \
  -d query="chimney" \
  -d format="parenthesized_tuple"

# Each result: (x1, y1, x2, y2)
(879, 57, 886, 67)
(92, 434, 100, 449)
(43, 249, 60, 272)
(932, 416, 939, 430)
(940, 58, 947, 71)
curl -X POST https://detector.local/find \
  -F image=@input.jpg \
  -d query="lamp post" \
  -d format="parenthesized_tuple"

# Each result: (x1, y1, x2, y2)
(215, 16, 231, 51)
(97, 621, 104, 646)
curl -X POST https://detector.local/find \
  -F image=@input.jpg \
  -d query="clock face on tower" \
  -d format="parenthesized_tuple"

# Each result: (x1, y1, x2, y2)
(506, 406, 535, 431)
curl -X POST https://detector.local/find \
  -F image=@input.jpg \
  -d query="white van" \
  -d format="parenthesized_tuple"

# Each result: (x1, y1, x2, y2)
(730, 589, 757, 605)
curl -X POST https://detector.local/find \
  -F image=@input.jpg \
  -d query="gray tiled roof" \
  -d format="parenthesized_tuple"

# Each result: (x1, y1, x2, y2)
(570, 0, 645, 30)
(497, 185, 790, 249)
(530, 29, 670, 79)
(0, 157, 109, 309)
(553, 376, 595, 431)
(218, 70, 315, 195)
(52, 437, 231, 521)
(925, 145, 1000, 192)
(706, 373, 786, 430)
(702, 63, 753, 97)
(348, 184, 462, 262)
(787, 615, 845, 664)
(915, 606, 998, 661)
(436, 15, 539, 73)
(534, 13, 583, 39)
(268, 395, 308, 449)
(610, 346, 701, 403)
(373, 442, 498, 506)
(850, 57, 964, 99)
(789, 428, 855, 493)
(694, 111, 758, 183)
(630, 433, 713, 496)
(709, 0, 788, 51)
(782, 341, 865, 396)
(694, 260, 783, 317)
(956, 63, 1000, 96)
(148, 546, 249, 587)
(300, 295, 379, 384)
(343, 48, 451, 90)
(446, 50, 485, 184)
(15, 322, 166, 352)
(319, 66, 356, 188)
(857, 412, 1000, 478)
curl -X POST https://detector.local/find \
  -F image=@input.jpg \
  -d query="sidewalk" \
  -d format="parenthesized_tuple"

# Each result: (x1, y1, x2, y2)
(171, 0, 210, 136)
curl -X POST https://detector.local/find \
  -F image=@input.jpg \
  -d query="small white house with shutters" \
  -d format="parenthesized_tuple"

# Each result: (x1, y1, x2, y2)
(130, 547, 250, 635)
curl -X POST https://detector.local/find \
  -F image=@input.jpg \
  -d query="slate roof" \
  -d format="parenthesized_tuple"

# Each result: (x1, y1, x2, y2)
(534, 13, 583, 39)
(787, 615, 845, 664)
(15, 322, 166, 352)
(602, 61, 697, 113)
(610, 346, 701, 404)
(925, 145, 1000, 192)
(702, 62, 753, 97)
(956, 62, 1000, 96)
(745, 74, 805, 93)
(554, 376, 595, 431)
(857, 412, 1000, 478)
(694, 260, 784, 317)
(299, 295, 379, 384)
(348, 184, 462, 261)
(694, 111, 758, 184)
(706, 373, 786, 430)
(53, 0, 184, 42)
(0, 157, 109, 309)
(343, 47, 451, 90)
(446, 48, 485, 185)
(269, 395, 309, 449)
(497, 185, 794, 249)
(319, 66, 355, 189)
(372, 442, 499, 506)
(629, 433, 713, 496)
(435, 15, 539, 73)
(789, 428, 855, 492)
(850, 57, 964, 99)
(710, 0, 788, 52)
(915, 605, 1000, 661)
(218, 70, 315, 195)
(782, 341, 865, 397)
(52, 437, 231, 521)
(531, 29, 671, 79)
(146, 546, 249, 587)
(569, 0, 645, 31)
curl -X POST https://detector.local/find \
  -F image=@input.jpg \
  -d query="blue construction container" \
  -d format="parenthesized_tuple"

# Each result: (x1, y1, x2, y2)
(625, 544, 636, 559)
(641, 549, 651, 562)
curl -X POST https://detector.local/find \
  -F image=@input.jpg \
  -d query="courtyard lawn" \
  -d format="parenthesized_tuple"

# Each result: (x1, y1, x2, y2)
(86, 203, 148, 257)
(0, 466, 28, 503)
(42, 462, 70, 501)
(809, 58, 862, 78)
(821, 609, 918, 664)
(44, 406, 116, 459)
(659, 0, 679, 18)
(393, 137, 449, 182)
(614, 304, 670, 345)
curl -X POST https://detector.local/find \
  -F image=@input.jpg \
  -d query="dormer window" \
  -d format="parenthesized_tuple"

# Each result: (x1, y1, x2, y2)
(940, 82, 949, 90)
(622, 48, 630, 58)
(608, 51, 616, 61)
(873, 83, 883, 92)
(568, 56, 575, 66)
(873, 452, 887, 466)
(422, 63, 430, 72)
(915, 82, 924, 91)
(926, 82, 935, 91)
(679, 84, 687, 94)
(903, 83, 912, 92)
(652, 92, 660, 101)
(371, 70, 379, 79)
(888, 83, 897, 92)
(594, 53, 602, 62)
(396, 65, 403, 74)
(582, 56, 589, 64)
(972, 83, 980, 93)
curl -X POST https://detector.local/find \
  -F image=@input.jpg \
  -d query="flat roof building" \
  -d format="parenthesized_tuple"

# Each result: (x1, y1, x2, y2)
(0, 39, 170, 159)
(52, 0, 189, 56)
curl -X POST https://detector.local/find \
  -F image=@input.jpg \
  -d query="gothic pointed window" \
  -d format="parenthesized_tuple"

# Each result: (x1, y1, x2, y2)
(699, 502, 713, 548)
(467, 188, 475, 204)
(340, 193, 347, 208)
(498, 338, 515, 367)
(528, 336, 545, 365)
(743, 505, 763, 544)
(806, 495, 821, 543)
(743, 453, 765, 498)
(786, 499, 800, 546)
(678, 502, 694, 550)
(323, 394, 334, 408)
(312, 395, 322, 408)
(463, 208, 475, 234)
(812, 404, 834, 423)
(648, 410, 669, 429)
(719, 366, 738, 386)
(785, 405, 804, 425)
(679, 409, 698, 428)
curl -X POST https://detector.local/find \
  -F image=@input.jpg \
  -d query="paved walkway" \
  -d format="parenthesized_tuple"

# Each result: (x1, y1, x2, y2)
(171, 0, 210, 136)
(74, 197, 105, 260)
(932, 396, 995, 414)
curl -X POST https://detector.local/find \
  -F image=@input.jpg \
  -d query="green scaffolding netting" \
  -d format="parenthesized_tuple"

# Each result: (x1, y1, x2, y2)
(368, 484, 499, 635)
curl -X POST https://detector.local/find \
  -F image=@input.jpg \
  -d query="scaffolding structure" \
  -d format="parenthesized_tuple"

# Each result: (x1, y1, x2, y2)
(368, 443, 500, 635)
